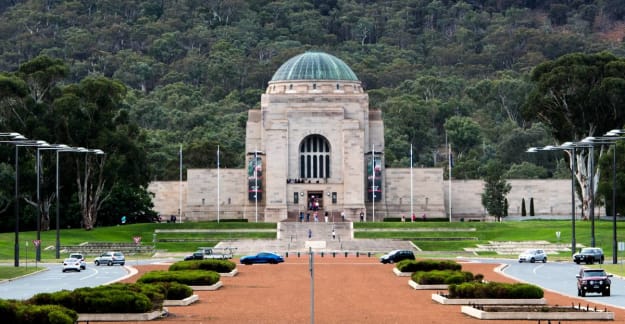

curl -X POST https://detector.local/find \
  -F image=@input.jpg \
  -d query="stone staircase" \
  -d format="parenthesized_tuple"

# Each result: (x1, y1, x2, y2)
(60, 242, 154, 256)
(463, 240, 578, 255)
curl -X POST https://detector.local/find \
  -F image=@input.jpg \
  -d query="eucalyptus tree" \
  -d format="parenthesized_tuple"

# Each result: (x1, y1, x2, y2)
(523, 51, 625, 220)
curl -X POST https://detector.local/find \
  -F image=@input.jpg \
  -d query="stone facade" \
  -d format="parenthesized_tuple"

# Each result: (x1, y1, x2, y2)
(146, 52, 589, 222)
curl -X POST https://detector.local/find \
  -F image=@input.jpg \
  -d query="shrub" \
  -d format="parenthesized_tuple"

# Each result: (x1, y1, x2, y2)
(396, 259, 461, 272)
(138, 270, 220, 286)
(411, 270, 475, 284)
(156, 282, 194, 300)
(18, 304, 77, 324)
(448, 282, 543, 299)
(30, 285, 156, 313)
(169, 259, 236, 273)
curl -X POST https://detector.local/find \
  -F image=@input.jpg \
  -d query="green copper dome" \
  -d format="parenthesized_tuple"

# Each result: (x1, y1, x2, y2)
(271, 52, 358, 81)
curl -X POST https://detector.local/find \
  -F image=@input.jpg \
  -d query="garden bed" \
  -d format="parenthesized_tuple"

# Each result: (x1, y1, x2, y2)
(78, 309, 166, 322)
(461, 305, 614, 320)
(163, 294, 199, 306)
(190, 280, 223, 291)
(432, 293, 547, 305)
(408, 280, 447, 290)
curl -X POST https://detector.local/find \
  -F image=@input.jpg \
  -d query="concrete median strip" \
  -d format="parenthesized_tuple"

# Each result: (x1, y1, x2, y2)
(163, 295, 199, 306)
(461, 305, 614, 320)
(77, 309, 166, 322)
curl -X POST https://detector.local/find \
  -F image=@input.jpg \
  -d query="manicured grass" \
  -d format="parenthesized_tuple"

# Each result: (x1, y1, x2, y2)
(0, 222, 277, 261)
(0, 266, 41, 279)
(355, 219, 625, 258)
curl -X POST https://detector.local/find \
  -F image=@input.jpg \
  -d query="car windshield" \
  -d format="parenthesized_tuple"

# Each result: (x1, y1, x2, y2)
(523, 250, 537, 254)
(581, 248, 597, 253)
(584, 270, 606, 277)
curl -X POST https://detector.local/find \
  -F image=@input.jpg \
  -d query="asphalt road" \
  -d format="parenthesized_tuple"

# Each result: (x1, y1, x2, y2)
(470, 258, 625, 309)
(0, 257, 179, 300)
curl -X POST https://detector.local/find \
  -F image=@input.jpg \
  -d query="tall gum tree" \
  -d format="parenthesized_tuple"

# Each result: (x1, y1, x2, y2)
(523, 51, 625, 219)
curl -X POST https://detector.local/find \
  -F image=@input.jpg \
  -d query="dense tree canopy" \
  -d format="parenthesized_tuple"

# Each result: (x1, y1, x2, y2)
(1, 0, 625, 227)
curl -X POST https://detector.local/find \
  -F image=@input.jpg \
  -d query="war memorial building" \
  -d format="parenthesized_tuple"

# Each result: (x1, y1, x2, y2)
(149, 52, 577, 222)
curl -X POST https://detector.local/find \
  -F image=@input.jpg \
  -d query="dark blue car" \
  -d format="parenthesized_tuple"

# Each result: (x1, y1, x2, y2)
(240, 252, 284, 265)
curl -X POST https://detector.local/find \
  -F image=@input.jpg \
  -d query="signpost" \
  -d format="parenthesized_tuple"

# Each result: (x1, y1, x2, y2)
(33, 240, 40, 269)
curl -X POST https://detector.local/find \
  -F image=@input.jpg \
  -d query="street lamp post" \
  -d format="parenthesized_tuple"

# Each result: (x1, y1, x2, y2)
(54, 145, 83, 259)
(36, 144, 66, 262)
(528, 144, 577, 255)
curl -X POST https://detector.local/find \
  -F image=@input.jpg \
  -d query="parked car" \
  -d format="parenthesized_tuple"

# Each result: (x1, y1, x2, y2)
(573, 247, 604, 264)
(184, 252, 205, 261)
(380, 250, 415, 264)
(94, 251, 125, 266)
(62, 258, 81, 272)
(240, 252, 284, 265)
(576, 268, 612, 297)
(69, 253, 87, 270)
(518, 249, 547, 263)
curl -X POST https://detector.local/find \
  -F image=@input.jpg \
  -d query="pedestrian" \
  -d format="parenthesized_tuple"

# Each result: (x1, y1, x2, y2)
(308, 228, 312, 239)
(299, 211, 304, 222)
(401, 214, 405, 222)
(422, 213, 426, 221)
(341, 210, 345, 222)
(411, 213, 415, 222)
(306, 213, 310, 222)
(324, 211, 329, 223)
(360, 211, 364, 222)
(314, 211, 318, 222)
(332, 228, 336, 240)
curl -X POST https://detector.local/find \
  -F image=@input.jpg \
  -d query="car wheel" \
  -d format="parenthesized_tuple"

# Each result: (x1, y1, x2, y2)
(600, 257, 604, 264)
(62, 269, 66, 273)
(575, 260, 580, 264)
(120, 263, 125, 266)
(530, 258, 535, 263)
(603, 290, 610, 296)
(581, 290, 586, 297)
(107, 261, 113, 266)
(269, 260, 277, 264)
(518, 260, 522, 263)
(577, 289, 581, 296)
(542, 257, 547, 263)
(94, 260, 100, 266)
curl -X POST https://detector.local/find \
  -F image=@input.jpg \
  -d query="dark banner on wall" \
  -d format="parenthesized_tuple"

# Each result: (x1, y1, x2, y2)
(248, 155, 263, 201)
(367, 156, 382, 202)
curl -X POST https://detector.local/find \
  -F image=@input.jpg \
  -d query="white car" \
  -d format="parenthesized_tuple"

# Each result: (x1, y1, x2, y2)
(62, 258, 82, 272)
(69, 253, 87, 270)
(518, 249, 547, 263)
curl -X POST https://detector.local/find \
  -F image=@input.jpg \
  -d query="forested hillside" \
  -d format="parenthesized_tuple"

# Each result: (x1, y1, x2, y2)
(2, 0, 625, 181)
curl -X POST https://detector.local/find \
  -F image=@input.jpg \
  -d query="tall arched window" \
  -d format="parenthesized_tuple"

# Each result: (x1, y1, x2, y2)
(300, 135, 330, 179)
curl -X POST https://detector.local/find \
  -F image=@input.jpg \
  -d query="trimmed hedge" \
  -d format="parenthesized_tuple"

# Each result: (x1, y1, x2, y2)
(0, 299, 77, 324)
(30, 285, 156, 313)
(169, 259, 236, 273)
(138, 270, 220, 286)
(411, 270, 476, 285)
(396, 259, 461, 272)
(448, 282, 544, 299)
(108, 282, 192, 301)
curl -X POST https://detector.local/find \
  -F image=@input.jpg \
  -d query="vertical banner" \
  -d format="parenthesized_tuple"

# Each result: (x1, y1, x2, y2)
(248, 155, 263, 201)
(367, 156, 382, 202)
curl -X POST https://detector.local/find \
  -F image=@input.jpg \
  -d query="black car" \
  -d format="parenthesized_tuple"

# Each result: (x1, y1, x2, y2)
(380, 250, 415, 264)
(184, 252, 204, 261)
(573, 247, 604, 264)
(576, 268, 612, 297)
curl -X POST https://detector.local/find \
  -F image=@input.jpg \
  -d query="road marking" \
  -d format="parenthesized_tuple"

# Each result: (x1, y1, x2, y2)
(80, 267, 99, 281)
(532, 264, 545, 275)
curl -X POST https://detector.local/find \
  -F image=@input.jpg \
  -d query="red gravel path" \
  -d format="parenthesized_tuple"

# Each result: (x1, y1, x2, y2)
(111, 257, 625, 324)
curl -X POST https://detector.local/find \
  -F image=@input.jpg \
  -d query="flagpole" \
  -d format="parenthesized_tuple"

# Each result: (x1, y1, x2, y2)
(410, 144, 413, 220)
(255, 149, 258, 223)
(448, 142, 452, 223)
(372, 144, 375, 222)
(179, 144, 182, 223)
(217, 145, 220, 223)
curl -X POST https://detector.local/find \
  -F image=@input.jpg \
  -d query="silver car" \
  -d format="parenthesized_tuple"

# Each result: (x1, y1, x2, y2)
(69, 253, 86, 270)
(94, 251, 125, 266)
(518, 249, 547, 263)
(62, 258, 81, 272)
